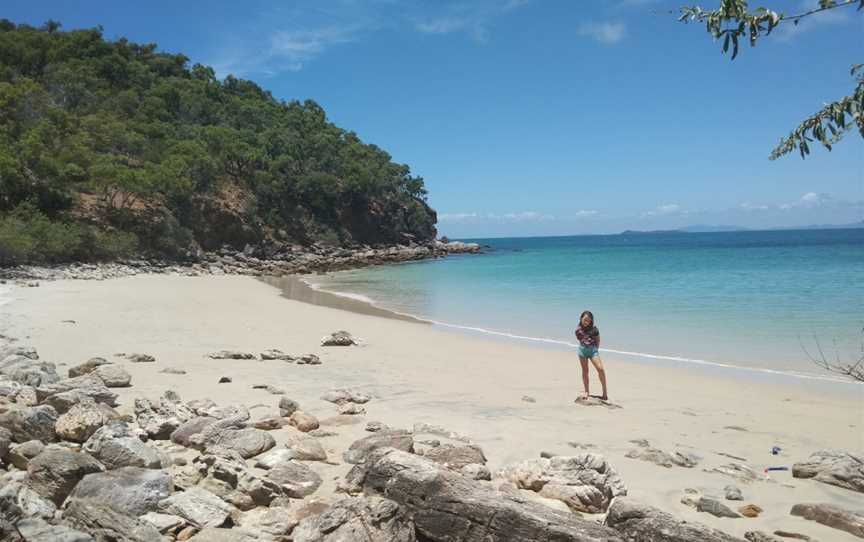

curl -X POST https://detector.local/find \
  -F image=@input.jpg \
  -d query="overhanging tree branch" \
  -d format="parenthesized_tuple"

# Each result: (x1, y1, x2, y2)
(676, 1, 863, 159)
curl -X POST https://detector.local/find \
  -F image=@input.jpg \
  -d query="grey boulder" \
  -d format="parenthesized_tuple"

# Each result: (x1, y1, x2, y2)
(497, 453, 627, 513)
(605, 498, 745, 541)
(266, 461, 322, 498)
(343, 430, 414, 465)
(82, 422, 167, 469)
(68, 467, 172, 516)
(790, 502, 864, 539)
(792, 450, 864, 494)
(159, 487, 235, 528)
(293, 497, 416, 542)
(0, 405, 58, 443)
(26, 446, 104, 506)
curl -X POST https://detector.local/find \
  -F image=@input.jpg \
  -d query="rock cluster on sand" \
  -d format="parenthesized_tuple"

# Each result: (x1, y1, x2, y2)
(2, 339, 858, 542)
(0, 240, 483, 282)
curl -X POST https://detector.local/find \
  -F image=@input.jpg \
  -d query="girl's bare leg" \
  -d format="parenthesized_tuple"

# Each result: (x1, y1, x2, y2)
(579, 356, 590, 399)
(590, 355, 608, 400)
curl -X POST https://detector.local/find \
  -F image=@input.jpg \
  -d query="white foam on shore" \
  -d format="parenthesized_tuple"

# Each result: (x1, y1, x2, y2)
(300, 279, 859, 386)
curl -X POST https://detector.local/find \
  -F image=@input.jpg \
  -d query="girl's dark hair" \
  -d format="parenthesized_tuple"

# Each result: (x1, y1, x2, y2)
(579, 310, 594, 328)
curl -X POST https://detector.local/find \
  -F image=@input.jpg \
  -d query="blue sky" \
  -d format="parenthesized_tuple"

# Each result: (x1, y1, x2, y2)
(7, 0, 863, 237)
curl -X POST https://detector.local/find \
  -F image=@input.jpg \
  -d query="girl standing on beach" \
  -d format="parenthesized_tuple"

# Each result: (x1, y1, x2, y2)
(575, 310, 608, 401)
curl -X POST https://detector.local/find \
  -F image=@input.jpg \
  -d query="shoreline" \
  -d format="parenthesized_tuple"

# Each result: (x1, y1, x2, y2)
(2, 274, 863, 541)
(284, 273, 863, 393)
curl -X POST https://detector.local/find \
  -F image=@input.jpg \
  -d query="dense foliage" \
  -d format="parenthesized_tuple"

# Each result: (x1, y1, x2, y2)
(0, 20, 436, 264)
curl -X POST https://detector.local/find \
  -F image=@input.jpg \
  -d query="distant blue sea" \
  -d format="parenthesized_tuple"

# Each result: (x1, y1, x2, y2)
(307, 229, 864, 381)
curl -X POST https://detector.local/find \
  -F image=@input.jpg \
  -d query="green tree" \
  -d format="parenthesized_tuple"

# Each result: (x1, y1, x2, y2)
(679, 0, 863, 159)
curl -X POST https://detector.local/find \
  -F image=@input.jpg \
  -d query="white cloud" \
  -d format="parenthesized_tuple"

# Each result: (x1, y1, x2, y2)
(572, 210, 598, 218)
(577, 21, 627, 45)
(739, 201, 770, 211)
(268, 26, 357, 71)
(414, 0, 530, 42)
(641, 203, 686, 218)
(780, 192, 833, 210)
(438, 211, 557, 223)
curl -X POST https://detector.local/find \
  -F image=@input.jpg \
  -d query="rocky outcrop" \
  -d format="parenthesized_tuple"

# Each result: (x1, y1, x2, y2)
(266, 461, 322, 498)
(68, 467, 172, 516)
(697, 497, 741, 518)
(497, 453, 627, 513)
(790, 503, 864, 539)
(159, 487, 235, 528)
(792, 450, 864, 493)
(27, 446, 104, 506)
(293, 497, 416, 542)
(321, 331, 357, 347)
(63, 498, 163, 542)
(624, 440, 700, 468)
(82, 422, 167, 469)
(0, 406, 58, 443)
(344, 430, 414, 465)
(605, 498, 745, 541)
(36, 375, 118, 408)
(55, 401, 120, 443)
(354, 448, 624, 541)
(15, 517, 94, 542)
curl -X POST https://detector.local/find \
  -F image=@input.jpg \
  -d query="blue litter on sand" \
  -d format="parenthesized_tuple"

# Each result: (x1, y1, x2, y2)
(765, 466, 789, 472)
(771, 446, 781, 455)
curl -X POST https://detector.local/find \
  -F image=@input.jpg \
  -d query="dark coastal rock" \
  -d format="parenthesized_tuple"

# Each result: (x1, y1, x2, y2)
(286, 436, 327, 462)
(0, 405, 58, 443)
(343, 429, 414, 465)
(159, 487, 235, 528)
(423, 443, 487, 470)
(606, 498, 745, 541)
(171, 416, 217, 447)
(236, 507, 297, 540)
(55, 400, 120, 443)
(260, 349, 293, 361)
(697, 497, 741, 518)
(707, 463, 762, 483)
(321, 331, 356, 346)
(295, 354, 321, 365)
(337, 403, 366, 415)
(625, 441, 700, 468)
(91, 364, 132, 388)
(498, 453, 627, 514)
(8, 440, 44, 470)
(0, 354, 59, 388)
(321, 388, 371, 405)
(790, 502, 864, 538)
(792, 449, 864, 493)
(254, 448, 295, 470)
(355, 448, 623, 541)
(68, 467, 172, 516)
(293, 496, 416, 542)
(266, 461, 322, 498)
(725, 485, 744, 500)
(200, 427, 274, 459)
(127, 354, 155, 363)
(27, 446, 104, 506)
(14, 517, 94, 542)
(0, 479, 57, 521)
(218, 376, 232, 383)
(64, 498, 162, 542)
(208, 351, 256, 360)
(744, 532, 784, 542)
(278, 397, 300, 417)
(68, 357, 111, 378)
(36, 375, 118, 408)
(135, 394, 196, 440)
(195, 453, 284, 510)
(83, 421, 167, 469)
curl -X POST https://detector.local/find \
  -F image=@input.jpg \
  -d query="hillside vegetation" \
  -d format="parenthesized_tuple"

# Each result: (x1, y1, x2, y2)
(0, 20, 437, 264)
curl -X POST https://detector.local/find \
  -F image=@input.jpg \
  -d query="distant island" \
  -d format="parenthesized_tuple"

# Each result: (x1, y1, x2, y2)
(620, 221, 864, 235)
(0, 20, 437, 265)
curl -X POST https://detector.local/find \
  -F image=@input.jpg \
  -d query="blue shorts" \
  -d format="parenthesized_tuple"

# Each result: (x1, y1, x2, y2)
(578, 345, 599, 358)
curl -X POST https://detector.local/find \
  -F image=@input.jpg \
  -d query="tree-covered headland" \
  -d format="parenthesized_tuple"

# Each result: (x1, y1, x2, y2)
(0, 20, 437, 264)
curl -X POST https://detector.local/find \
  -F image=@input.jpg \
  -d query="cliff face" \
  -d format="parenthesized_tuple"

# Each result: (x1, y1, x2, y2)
(0, 20, 437, 264)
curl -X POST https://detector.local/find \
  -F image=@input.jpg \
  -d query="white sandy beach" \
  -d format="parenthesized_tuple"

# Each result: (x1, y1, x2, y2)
(2, 274, 862, 540)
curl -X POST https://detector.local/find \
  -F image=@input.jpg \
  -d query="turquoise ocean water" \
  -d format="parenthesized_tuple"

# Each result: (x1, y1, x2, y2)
(307, 229, 864, 382)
